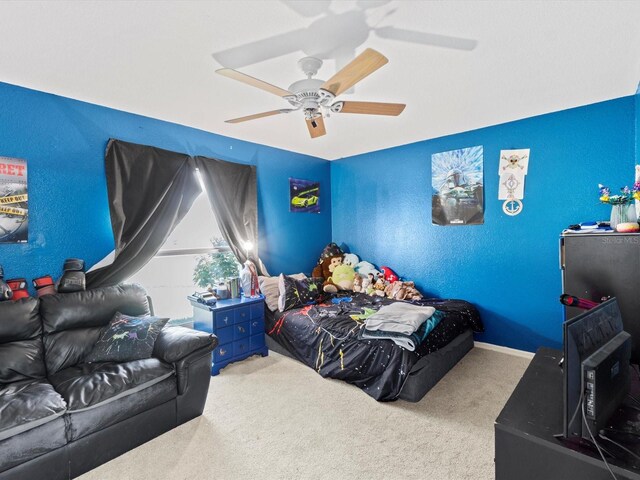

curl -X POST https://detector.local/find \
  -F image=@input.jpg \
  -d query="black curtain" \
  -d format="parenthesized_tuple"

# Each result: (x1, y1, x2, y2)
(194, 156, 267, 276)
(86, 140, 202, 288)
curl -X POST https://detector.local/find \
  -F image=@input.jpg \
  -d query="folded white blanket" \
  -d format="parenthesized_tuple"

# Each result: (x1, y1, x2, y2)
(365, 303, 436, 335)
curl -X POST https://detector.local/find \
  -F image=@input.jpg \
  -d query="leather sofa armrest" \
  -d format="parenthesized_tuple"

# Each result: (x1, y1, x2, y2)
(153, 326, 218, 364)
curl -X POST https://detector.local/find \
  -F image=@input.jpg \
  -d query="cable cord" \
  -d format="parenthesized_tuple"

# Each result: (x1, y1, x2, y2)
(582, 399, 618, 479)
(599, 432, 640, 463)
(604, 427, 640, 439)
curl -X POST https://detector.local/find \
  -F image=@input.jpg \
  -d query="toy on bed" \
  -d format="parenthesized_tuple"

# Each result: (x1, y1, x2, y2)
(312, 255, 345, 293)
(308, 243, 423, 300)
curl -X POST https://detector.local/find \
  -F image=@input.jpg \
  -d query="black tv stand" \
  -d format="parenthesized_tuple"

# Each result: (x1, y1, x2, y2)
(495, 348, 640, 479)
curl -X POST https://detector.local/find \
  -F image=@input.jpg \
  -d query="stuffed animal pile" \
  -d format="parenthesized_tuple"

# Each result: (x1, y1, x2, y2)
(310, 243, 423, 301)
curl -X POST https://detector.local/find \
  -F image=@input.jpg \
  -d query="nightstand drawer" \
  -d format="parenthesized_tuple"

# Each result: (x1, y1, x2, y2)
(233, 339, 249, 357)
(235, 306, 250, 323)
(234, 321, 250, 340)
(250, 333, 265, 351)
(216, 326, 234, 345)
(215, 311, 234, 329)
(250, 303, 264, 319)
(214, 344, 232, 363)
(250, 317, 264, 335)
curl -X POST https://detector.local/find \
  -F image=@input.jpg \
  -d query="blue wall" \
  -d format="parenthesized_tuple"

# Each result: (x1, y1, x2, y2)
(0, 82, 331, 287)
(636, 85, 640, 165)
(332, 96, 636, 352)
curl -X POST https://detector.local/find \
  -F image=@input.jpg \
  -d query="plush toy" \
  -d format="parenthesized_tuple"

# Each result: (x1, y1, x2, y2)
(314, 255, 344, 293)
(312, 243, 344, 278)
(401, 281, 423, 301)
(380, 266, 399, 283)
(343, 253, 359, 267)
(383, 281, 405, 300)
(354, 261, 380, 278)
(352, 274, 363, 293)
(372, 277, 387, 297)
(362, 273, 375, 295)
(330, 264, 356, 291)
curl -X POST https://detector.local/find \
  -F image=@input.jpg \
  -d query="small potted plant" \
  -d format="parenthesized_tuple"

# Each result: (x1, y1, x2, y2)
(598, 183, 640, 230)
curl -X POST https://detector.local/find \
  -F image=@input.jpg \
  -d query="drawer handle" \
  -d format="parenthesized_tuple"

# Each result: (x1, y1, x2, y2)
(252, 321, 258, 327)
(220, 348, 227, 356)
(223, 317, 229, 324)
(238, 326, 245, 333)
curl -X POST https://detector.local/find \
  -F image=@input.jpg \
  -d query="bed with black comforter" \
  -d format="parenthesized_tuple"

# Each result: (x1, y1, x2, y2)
(266, 292, 483, 401)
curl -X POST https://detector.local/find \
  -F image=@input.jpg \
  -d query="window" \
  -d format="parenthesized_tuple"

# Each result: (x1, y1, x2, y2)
(127, 170, 240, 323)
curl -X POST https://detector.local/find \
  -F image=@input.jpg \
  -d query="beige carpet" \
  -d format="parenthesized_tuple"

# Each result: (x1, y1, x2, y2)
(79, 348, 530, 480)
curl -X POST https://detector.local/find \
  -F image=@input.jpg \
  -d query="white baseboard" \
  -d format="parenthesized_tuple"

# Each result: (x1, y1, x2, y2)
(474, 341, 535, 359)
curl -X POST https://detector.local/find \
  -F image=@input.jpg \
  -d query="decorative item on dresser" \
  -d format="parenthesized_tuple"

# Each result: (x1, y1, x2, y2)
(598, 183, 640, 231)
(189, 295, 268, 375)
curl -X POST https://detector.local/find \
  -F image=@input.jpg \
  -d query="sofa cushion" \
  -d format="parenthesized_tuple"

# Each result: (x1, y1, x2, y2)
(64, 375, 177, 442)
(85, 313, 169, 363)
(0, 297, 46, 383)
(40, 284, 151, 374)
(0, 415, 67, 474)
(0, 379, 67, 442)
(48, 357, 174, 412)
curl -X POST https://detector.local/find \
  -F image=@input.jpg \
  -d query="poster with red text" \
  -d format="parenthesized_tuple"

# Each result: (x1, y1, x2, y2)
(0, 157, 28, 243)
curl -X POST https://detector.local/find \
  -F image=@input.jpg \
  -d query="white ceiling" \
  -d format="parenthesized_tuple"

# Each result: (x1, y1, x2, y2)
(0, 0, 639, 160)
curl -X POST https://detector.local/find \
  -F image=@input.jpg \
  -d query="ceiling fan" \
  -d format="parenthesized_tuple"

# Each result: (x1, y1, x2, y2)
(216, 48, 405, 139)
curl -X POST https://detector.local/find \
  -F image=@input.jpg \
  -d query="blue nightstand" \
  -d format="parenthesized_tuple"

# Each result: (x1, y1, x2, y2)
(189, 295, 268, 375)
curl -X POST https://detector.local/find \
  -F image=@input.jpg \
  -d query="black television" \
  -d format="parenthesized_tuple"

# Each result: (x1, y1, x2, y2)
(563, 297, 631, 440)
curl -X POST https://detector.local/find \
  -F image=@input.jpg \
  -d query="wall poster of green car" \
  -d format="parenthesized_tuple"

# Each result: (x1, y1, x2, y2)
(289, 178, 320, 213)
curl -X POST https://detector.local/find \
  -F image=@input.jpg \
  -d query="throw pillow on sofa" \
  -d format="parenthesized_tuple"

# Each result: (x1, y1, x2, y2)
(85, 312, 169, 363)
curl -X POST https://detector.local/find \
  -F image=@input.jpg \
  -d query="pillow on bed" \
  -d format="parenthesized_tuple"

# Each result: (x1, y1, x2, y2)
(278, 274, 325, 312)
(259, 273, 306, 311)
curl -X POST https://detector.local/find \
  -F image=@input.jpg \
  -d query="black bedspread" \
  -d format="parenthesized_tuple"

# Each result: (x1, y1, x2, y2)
(266, 293, 483, 401)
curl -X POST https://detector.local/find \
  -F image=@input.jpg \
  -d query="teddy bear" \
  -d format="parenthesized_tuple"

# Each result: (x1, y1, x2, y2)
(343, 253, 359, 268)
(354, 261, 380, 278)
(330, 264, 356, 291)
(383, 281, 406, 300)
(401, 281, 423, 301)
(312, 255, 344, 293)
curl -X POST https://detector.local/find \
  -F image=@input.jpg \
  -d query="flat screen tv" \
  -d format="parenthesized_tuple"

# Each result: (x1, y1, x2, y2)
(563, 298, 631, 440)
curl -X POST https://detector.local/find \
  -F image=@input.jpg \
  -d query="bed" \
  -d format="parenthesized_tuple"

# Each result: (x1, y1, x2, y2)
(264, 292, 483, 402)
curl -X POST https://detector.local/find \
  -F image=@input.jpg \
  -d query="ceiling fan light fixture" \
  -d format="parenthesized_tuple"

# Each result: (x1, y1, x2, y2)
(217, 48, 404, 139)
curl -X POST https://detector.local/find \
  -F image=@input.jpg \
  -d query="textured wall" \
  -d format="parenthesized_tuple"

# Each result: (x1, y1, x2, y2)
(0, 82, 331, 289)
(636, 86, 640, 168)
(332, 96, 636, 352)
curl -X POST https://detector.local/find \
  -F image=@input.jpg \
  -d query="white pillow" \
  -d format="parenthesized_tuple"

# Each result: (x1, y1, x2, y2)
(259, 273, 306, 311)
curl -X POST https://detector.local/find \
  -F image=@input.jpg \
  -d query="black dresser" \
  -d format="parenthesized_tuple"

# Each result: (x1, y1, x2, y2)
(561, 232, 640, 363)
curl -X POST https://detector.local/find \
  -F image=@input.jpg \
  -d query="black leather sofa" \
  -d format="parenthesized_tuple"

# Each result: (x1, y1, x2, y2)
(0, 284, 217, 480)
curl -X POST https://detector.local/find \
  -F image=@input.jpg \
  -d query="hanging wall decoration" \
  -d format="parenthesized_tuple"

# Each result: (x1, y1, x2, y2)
(289, 178, 320, 213)
(0, 157, 28, 243)
(431, 146, 484, 225)
(498, 149, 530, 216)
